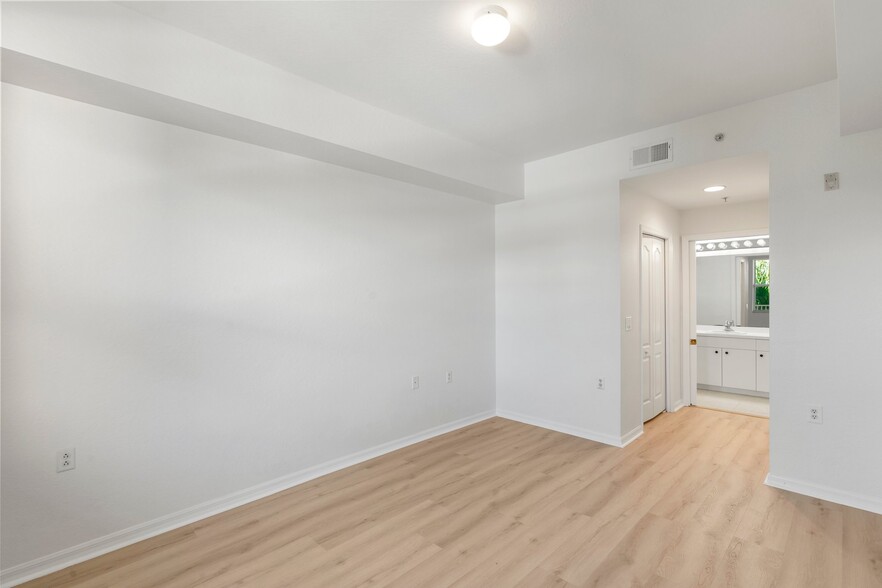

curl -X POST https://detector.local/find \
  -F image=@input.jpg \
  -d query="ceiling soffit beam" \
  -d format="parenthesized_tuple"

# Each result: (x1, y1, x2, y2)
(0, 2, 523, 204)
(1, 50, 517, 205)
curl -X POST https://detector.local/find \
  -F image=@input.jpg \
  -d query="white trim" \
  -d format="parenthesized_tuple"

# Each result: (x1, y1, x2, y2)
(0, 411, 495, 588)
(496, 409, 628, 448)
(669, 400, 687, 413)
(619, 424, 644, 447)
(765, 473, 882, 516)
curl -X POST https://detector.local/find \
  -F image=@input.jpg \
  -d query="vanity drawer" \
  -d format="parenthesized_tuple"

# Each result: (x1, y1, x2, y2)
(697, 336, 757, 350)
(756, 339, 770, 352)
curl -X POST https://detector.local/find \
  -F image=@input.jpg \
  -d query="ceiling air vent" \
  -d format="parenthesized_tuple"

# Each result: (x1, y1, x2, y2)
(631, 139, 673, 170)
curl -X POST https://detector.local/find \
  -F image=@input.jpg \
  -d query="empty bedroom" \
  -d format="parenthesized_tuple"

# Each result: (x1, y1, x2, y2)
(2, 1, 881, 587)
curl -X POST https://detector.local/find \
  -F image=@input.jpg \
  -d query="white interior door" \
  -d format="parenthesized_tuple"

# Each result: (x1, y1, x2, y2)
(641, 234, 667, 422)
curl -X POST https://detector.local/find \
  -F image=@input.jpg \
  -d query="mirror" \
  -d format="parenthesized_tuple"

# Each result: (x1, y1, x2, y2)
(696, 240, 770, 328)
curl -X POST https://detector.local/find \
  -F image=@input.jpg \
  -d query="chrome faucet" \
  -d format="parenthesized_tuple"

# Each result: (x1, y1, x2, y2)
(724, 320, 735, 331)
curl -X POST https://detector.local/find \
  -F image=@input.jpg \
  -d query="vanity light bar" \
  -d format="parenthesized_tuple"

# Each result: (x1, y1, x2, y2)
(695, 236, 769, 253)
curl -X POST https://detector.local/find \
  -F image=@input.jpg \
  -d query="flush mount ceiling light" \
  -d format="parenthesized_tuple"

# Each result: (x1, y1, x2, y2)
(703, 185, 726, 193)
(472, 6, 510, 47)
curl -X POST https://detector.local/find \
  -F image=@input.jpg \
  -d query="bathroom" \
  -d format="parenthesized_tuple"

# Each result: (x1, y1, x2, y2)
(695, 236, 770, 417)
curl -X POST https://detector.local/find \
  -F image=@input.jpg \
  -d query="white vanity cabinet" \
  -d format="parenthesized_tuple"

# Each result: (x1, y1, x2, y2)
(697, 347, 722, 387)
(756, 339, 770, 393)
(722, 349, 756, 390)
(697, 334, 769, 397)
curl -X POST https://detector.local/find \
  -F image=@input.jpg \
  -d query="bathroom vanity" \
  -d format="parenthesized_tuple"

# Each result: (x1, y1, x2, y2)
(696, 326, 770, 397)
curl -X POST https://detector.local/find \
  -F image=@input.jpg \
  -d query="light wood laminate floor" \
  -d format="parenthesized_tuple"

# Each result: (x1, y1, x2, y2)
(22, 408, 882, 587)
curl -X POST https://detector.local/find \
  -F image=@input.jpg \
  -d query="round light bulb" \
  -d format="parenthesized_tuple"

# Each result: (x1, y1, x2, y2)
(743, 240, 753, 248)
(718, 242, 728, 249)
(706, 243, 716, 250)
(472, 6, 510, 47)
(757, 238, 767, 247)
(703, 185, 726, 193)
(696, 244, 703, 252)
(730, 241, 740, 248)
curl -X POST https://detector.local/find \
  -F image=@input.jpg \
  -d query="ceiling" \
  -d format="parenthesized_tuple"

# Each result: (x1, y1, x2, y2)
(621, 152, 769, 210)
(125, 1, 837, 162)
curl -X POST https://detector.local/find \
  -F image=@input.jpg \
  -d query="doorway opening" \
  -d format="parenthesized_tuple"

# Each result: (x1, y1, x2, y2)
(689, 233, 770, 417)
(620, 152, 770, 435)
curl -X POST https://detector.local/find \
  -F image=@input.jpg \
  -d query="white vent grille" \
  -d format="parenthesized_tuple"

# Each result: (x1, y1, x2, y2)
(631, 140, 673, 169)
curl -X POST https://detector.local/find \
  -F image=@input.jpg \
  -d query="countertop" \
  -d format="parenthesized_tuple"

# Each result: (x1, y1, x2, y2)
(696, 325, 770, 340)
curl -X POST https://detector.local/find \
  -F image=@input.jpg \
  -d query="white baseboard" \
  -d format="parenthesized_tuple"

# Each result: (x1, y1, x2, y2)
(669, 400, 687, 413)
(0, 410, 495, 588)
(619, 424, 644, 447)
(496, 409, 629, 447)
(765, 473, 882, 516)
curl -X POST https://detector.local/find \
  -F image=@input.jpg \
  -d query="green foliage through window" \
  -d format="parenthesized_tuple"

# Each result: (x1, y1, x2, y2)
(753, 259, 770, 311)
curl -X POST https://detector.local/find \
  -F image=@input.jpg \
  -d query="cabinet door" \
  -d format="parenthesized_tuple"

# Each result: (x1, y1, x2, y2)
(697, 347, 722, 387)
(756, 351, 770, 393)
(722, 349, 757, 390)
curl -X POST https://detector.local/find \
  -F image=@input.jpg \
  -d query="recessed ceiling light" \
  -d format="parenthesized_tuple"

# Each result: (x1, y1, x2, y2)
(472, 6, 510, 47)
(704, 185, 726, 193)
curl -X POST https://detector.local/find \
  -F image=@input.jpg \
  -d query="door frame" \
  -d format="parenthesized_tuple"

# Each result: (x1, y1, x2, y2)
(638, 225, 673, 418)
(680, 227, 769, 407)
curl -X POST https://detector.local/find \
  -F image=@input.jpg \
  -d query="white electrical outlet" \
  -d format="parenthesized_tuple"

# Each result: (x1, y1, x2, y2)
(808, 405, 823, 424)
(597, 378, 605, 390)
(412, 376, 420, 390)
(57, 448, 76, 473)
(824, 172, 839, 191)
(446, 370, 453, 384)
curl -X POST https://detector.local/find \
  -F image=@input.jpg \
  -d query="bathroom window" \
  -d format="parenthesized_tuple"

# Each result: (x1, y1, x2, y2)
(753, 258, 770, 312)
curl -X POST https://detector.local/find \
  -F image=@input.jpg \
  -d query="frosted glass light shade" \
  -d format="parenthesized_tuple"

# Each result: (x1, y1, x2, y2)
(472, 6, 510, 47)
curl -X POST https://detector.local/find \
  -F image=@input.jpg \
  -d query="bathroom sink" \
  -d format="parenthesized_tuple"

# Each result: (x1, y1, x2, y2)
(704, 330, 754, 335)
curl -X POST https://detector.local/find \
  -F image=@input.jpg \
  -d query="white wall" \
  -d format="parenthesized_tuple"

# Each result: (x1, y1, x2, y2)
(0, 85, 496, 570)
(495, 145, 623, 444)
(680, 199, 769, 236)
(496, 80, 882, 513)
(619, 190, 681, 435)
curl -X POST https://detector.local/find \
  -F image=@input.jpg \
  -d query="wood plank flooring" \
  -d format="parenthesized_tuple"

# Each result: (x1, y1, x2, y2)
(21, 408, 882, 587)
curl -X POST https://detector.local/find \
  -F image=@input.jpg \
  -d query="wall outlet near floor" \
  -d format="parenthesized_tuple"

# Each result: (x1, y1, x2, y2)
(808, 405, 823, 424)
(57, 448, 76, 473)
(597, 378, 605, 390)
(446, 370, 453, 384)
(412, 376, 420, 391)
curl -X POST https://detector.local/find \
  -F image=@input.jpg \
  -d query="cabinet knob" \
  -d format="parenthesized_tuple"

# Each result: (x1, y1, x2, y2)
(759, 354, 764, 358)
(715, 350, 719, 354)
(724, 351, 729, 355)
